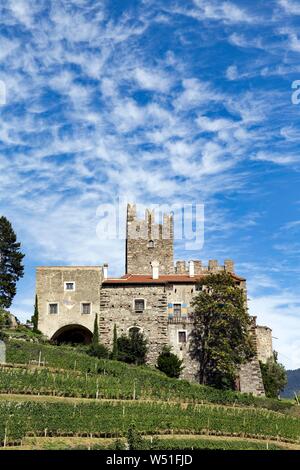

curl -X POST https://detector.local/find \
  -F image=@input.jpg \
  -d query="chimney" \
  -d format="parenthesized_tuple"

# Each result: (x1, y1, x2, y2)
(151, 260, 159, 279)
(103, 263, 108, 280)
(188, 260, 194, 277)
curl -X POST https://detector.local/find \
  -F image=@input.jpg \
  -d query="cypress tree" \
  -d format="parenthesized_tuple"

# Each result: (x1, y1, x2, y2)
(92, 313, 99, 347)
(31, 294, 39, 332)
(0, 216, 24, 308)
(112, 323, 118, 360)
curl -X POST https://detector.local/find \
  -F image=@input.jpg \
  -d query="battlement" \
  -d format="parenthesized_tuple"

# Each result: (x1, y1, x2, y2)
(175, 259, 235, 274)
(126, 204, 174, 275)
(126, 204, 173, 241)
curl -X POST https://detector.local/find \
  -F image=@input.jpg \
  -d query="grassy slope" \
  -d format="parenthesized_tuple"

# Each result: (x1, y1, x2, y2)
(1, 338, 300, 450)
(5, 339, 292, 411)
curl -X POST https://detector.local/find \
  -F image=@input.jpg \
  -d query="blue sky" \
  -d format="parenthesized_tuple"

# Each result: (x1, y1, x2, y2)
(1, 0, 300, 368)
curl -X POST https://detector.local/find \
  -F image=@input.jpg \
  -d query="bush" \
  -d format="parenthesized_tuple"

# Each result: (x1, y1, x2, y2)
(87, 343, 110, 359)
(260, 352, 287, 398)
(157, 346, 183, 378)
(117, 328, 148, 365)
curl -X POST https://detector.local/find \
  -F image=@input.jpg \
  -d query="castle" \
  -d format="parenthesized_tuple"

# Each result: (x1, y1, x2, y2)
(36, 204, 273, 396)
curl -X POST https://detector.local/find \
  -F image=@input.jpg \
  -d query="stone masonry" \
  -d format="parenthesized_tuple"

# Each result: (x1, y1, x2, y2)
(37, 204, 274, 396)
(126, 204, 174, 275)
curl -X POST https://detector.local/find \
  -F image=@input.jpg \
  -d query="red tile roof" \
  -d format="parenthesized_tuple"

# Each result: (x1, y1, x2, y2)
(103, 272, 245, 285)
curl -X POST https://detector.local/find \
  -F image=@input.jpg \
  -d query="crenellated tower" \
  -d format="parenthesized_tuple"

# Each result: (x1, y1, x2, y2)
(125, 204, 174, 275)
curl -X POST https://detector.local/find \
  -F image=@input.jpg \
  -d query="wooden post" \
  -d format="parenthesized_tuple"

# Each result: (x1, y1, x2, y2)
(38, 351, 42, 367)
(3, 425, 7, 448)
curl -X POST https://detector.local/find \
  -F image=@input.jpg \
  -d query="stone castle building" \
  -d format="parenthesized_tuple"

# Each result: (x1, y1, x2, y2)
(36, 204, 273, 396)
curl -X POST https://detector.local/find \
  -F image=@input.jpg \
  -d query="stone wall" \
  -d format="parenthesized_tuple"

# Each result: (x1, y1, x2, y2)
(256, 325, 273, 363)
(100, 284, 169, 363)
(36, 266, 102, 339)
(125, 204, 174, 275)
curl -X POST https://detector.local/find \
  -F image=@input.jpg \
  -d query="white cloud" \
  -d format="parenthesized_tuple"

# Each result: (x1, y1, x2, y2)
(133, 67, 172, 92)
(226, 65, 238, 81)
(278, 0, 300, 15)
(252, 151, 299, 165)
(192, 0, 256, 24)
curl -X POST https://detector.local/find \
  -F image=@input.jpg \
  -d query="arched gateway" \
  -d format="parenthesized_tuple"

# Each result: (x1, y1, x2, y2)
(51, 324, 92, 345)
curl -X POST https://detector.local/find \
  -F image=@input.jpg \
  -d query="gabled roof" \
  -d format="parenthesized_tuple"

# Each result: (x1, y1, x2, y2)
(103, 272, 245, 285)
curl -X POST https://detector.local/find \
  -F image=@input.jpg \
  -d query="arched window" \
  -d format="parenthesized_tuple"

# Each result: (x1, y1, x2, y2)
(128, 326, 142, 335)
(147, 240, 154, 248)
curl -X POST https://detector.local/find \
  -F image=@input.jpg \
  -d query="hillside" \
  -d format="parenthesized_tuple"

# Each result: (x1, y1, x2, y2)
(282, 370, 300, 398)
(1, 338, 300, 450)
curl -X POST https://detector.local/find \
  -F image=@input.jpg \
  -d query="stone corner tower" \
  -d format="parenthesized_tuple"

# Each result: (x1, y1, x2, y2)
(125, 203, 174, 275)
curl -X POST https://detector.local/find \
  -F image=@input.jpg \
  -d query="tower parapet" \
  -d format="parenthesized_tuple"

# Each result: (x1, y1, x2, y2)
(125, 204, 174, 275)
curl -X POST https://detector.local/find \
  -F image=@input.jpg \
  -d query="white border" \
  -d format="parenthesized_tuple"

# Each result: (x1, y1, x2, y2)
(64, 281, 76, 292)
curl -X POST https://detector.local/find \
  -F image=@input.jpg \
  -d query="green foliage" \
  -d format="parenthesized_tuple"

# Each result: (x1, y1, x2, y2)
(4, 340, 292, 412)
(142, 437, 283, 450)
(127, 424, 144, 450)
(260, 352, 287, 398)
(111, 324, 118, 360)
(87, 343, 110, 359)
(0, 400, 299, 446)
(117, 327, 148, 365)
(92, 313, 99, 347)
(190, 273, 254, 389)
(0, 307, 12, 329)
(156, 346, 183, 378)
(0, 216, 25, 309)
(31, 295, 39, 333)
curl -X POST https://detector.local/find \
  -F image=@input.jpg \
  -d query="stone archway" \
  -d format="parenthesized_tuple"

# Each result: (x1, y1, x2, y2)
(51, 324, 93, 345)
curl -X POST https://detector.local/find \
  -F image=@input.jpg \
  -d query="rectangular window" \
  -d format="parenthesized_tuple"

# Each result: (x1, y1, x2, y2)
(134, 299, 145, 312)
(178, 331, 187, 343)
(81, 303, 91, 314)
(173, 303, 182, 316)
(49, 303, 58, 314)
(65, 282, 75, 291)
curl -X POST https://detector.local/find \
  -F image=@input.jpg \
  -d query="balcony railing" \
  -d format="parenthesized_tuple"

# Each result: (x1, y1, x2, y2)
(168, 315, 193, 324)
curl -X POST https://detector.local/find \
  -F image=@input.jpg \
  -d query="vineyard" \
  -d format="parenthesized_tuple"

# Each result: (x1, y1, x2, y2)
(1, 339, 300, 450)
(4, 340, 291, 411)
(1, 400, 300, 445)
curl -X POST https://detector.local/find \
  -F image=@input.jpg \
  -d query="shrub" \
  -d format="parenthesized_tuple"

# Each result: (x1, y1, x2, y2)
(157, 346, 183, 378)
(260, 352, 287, 398)
(87, 343, 110, 359)
(117, 328, 148, 365)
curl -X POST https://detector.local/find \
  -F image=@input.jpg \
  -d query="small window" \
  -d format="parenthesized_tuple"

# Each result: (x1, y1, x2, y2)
(81, 303, 91, 314)
(64, 282, 75, 291)
(147, 240, 154, 249)
(49, 303, 58, 314)
(174, 303, 181, 316)
(134, 299, 145, 312)
(178, 331, 187, 343)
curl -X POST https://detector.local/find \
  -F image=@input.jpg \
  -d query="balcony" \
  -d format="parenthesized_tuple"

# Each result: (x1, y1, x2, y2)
(167, 314, 193, 324)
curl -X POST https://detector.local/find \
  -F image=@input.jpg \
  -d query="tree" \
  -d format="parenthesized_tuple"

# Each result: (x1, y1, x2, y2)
(260, 352, 287, 398)
(190, 272, 254, 390)
(92, 313, 99, 347)
(111, 324, 118, 360)
(117, 327, 148, 365)
(0, 216, 24, 309)
(31, 295, 39, 332)
(156, 346, 183, 378)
